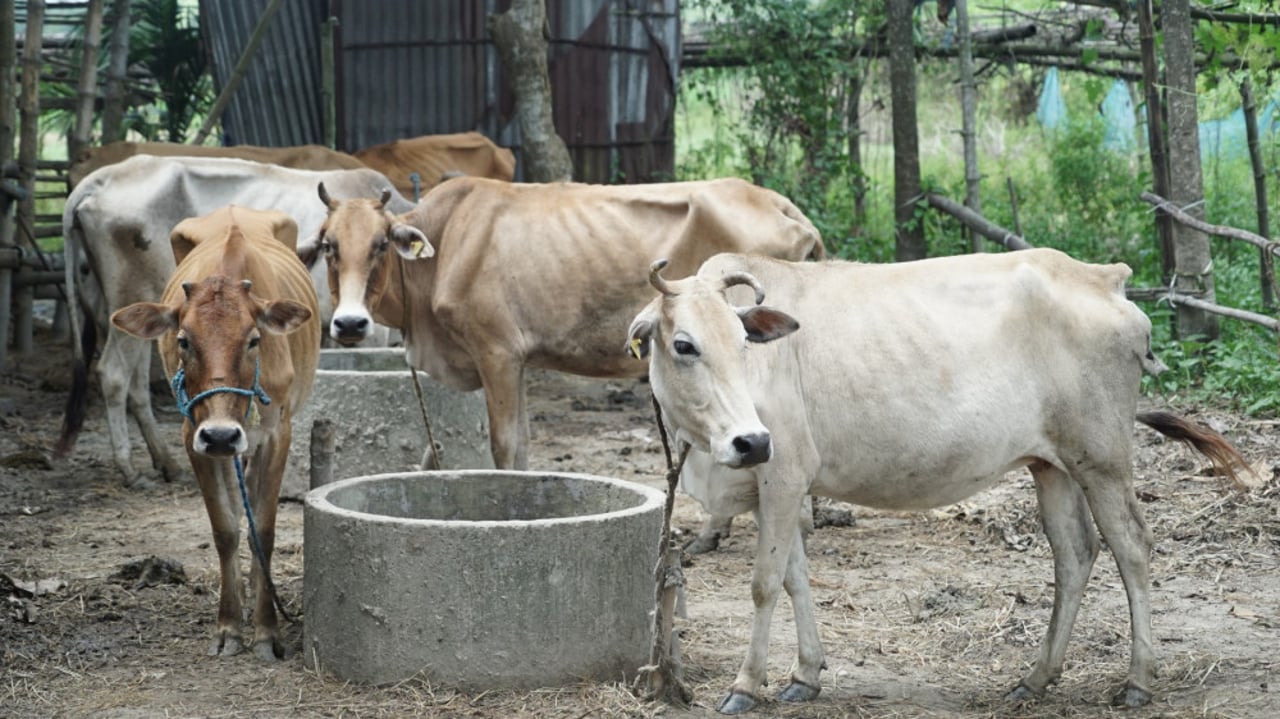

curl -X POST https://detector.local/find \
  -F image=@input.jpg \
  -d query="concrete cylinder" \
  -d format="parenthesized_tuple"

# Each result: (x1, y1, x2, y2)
(303, 470, 665, 689)
(283, 348, 492, 499)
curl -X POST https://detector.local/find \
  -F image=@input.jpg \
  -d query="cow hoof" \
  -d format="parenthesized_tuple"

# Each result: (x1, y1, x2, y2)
(125, 476, 161, 491)
(1111, 683, 1152, 708)
(208, 633, 244, 657)
(716, 690, 757, 714)
(778, 679, 821, 703)
(1005, 683, 1041, 702)
(253, 637, 289, 662)
(684, 534, 721, 555)
(160, 464, 187, 483)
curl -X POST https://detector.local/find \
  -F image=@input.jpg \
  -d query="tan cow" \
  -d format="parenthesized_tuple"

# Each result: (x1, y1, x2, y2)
(352, 132, 516, 200)
(305, 176, 824, 475)
(111, 206, 320, 660)
(69, 140, 366, 189)
(626, 250, 1249, 713)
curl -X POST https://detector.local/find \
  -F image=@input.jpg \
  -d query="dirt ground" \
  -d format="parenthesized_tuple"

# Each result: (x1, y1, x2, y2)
(3, 323, 1279, 719)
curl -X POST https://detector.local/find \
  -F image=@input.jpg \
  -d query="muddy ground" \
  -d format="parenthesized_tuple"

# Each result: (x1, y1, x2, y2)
(2, 324, 1279, 719)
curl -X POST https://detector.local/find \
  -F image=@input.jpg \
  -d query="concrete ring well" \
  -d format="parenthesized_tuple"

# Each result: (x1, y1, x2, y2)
(303, 469, 665, 689)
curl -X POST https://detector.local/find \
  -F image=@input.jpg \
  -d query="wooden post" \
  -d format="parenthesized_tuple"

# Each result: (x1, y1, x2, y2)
(1137, 0, 1174, 283)
(309, 418, 336, 490)
(191, 0, 287, 146)
(101, 0, 133, 143)
(320, 16, 337, 150)
(1240, 78, 1274, 312)
(69, 0, 105, 163)
(955, 0, 982, 253)
(0, 0, 16, 367)
(16, 0, 46, 356)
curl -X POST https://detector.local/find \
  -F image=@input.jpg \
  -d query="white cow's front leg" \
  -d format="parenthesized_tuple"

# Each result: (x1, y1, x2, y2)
(778, 521, 824, 702)
(718, 492, 807, 714)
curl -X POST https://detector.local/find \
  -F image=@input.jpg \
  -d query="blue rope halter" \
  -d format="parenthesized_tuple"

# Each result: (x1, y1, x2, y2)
(170, 359, 271, 424)
(170, 359, 293, 622)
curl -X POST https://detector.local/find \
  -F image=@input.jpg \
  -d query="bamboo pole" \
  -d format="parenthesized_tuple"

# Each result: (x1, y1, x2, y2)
(191, 0, 287, 146)
(15, 0, 46, 356)
(924, 192, 1033, 251)
(69, 0, 105, 163)
(101, 0, 132, 143)
(0, 0, 16, 368)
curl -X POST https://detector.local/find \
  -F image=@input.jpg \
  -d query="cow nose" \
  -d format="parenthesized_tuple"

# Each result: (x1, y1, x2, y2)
(731, 432, 771, 467)
(198, 425, 243, 456)
(331, 315, 369, 341)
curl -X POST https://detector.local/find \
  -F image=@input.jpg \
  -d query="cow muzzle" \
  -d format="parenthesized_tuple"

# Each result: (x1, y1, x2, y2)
(330, 313, 371, 346)
(194, 420, 247, 457)
(724, 431, 772, 468)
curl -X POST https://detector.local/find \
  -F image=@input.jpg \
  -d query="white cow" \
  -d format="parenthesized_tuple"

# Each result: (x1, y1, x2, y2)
(626, 250, 1248, 714)
(58, 155, 411, 486)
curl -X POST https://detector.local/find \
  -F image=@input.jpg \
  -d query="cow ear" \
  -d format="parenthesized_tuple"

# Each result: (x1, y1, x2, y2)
(739, 306, 799, 344)
(625, 304, 659, 360)
(389, 221, 434, 260)
(296, 232, 321, 269)
(257, 299, 313, 335)
(111, 302, 177, 339)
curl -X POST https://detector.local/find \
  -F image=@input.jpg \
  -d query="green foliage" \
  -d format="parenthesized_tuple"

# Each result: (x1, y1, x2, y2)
(127, 0, 214, 142)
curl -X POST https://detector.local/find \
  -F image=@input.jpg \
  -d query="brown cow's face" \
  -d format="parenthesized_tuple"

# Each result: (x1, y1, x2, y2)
(317, 193, 432, 345)
(111, 276, 311, 457)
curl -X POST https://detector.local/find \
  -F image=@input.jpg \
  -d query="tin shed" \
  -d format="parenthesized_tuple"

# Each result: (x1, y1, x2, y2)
(200, 0, 679, 183)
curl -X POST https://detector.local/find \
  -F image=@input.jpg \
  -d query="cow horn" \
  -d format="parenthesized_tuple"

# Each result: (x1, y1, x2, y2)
(317, 182, 335, 209)
(649, 259, 674, 296)
(721, 272, 765, 305)
(377, 188, 392, 209)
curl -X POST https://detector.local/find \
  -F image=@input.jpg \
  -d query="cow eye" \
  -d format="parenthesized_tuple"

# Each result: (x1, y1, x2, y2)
(320, 237, 335, 257)
(376, 236, 389, 253)
(247, 336, 260, 350)
(176, 335, 190, 351)
(673, 339, 699, 357)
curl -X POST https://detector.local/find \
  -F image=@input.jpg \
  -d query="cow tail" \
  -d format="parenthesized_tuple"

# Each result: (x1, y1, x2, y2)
(1137, 410, 1251, 490)
(55, 314, 95, 456)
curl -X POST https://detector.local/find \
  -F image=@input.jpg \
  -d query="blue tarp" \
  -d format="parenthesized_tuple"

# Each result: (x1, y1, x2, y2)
(1036, 67, 1279, 158)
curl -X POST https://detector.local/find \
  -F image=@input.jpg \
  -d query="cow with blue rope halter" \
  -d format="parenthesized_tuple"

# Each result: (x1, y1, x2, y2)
(111, 205, 320, 661)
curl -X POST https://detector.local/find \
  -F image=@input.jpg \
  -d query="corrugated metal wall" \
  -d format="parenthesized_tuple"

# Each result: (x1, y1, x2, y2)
(200, 0, 329, 147)
(200, 0, 679, 183)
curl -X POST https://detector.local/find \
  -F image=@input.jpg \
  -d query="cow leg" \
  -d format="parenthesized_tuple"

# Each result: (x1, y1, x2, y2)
(1078, 463, 1156, 707)
(98, 330, 143, 486)
(192, 453, 246, 657)
(245, 432, 288, 661)
(778, 517, 824, 704)
(718, 490, 807, 714)
(125, 352, 184, 482)
(1009, 463, 1100, 701)
(686, 513, 733, 554)
(477, 355, 528, 469)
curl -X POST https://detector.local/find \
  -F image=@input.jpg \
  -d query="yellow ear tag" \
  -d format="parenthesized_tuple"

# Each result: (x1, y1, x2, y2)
(246, 401, 261, 428)
(410, 239, 426, 258)
(628, 337, 644, 360)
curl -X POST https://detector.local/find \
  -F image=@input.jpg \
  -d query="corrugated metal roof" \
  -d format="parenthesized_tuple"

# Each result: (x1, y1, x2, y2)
(201, 0, 679, 183)
(199, 0, 327, 147)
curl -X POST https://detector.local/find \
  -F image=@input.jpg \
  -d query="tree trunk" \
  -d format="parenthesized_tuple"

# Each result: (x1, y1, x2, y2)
(70, 0, 106, 163)
(101, 0, 133, 143)
(845, 69, 866, 233)
(488, 0, 573, 183)
(1163, 0, 1217, 340)
(956, 0, 982, 252)
(16, 0, 45, 356)
(1240, 77, 1274, 311)
(1137, 0, 1174, 283)
(887, 0, 925, 260)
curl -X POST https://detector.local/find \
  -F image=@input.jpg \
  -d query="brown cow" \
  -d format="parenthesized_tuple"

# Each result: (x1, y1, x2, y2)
(305, 176, 824, 477)
(111, 206, 320, 660)
(68, 141, 366, 189)
(353, 132, 516, 200)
